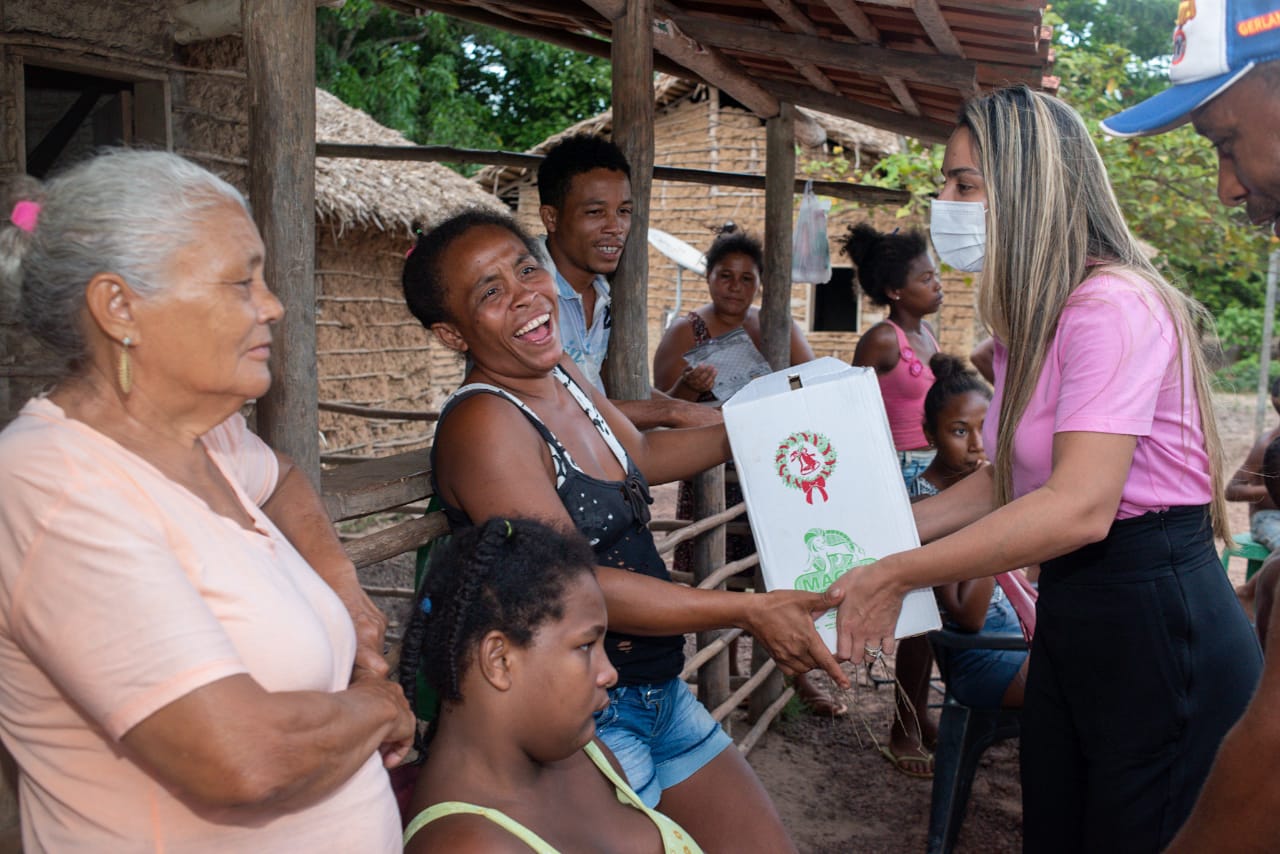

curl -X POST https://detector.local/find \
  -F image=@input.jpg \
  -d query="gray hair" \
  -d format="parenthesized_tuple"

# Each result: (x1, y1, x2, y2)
(0, 149, 248, 369)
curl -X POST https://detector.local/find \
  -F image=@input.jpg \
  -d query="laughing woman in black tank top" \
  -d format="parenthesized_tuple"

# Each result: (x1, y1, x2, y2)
(401, 210, 848, 853)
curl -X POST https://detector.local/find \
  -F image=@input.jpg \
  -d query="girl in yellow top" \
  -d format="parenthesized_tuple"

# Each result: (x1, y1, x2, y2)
(399, 518, 702, 854)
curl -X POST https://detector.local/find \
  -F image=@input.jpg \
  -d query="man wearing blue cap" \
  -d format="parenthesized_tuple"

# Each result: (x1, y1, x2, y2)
(1103, 2, 1280, 848)
(1103, 0, 1280, 238)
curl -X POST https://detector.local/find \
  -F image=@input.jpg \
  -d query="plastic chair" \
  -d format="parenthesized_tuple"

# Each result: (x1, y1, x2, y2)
(1221, 532, 1270, 581)
(925, 629, 1026, 854)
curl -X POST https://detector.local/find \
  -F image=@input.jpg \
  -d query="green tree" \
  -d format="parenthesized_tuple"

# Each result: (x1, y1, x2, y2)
(316, 1, 612, 170)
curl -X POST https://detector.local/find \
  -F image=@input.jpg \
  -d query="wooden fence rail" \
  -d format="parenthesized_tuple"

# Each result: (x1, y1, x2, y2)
(322, 434, 789, 753)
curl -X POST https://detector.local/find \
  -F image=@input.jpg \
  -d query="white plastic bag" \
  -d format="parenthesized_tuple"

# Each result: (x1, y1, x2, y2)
(791, 180, 832, 284)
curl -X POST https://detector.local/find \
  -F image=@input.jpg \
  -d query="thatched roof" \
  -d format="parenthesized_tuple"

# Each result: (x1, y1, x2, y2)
(314, 88, 506, 235)
(472, 75, 901, 202)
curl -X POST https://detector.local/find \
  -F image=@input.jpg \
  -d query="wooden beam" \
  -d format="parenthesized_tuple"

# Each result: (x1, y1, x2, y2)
(761, 102, 795, 372)
(759, 77, 954, 143)
(672, 13, 977, 90)
(321, 449, 432, 522)
(692, 466, 729, 712)
(822, 0, 880, 41)
(314, 142, 911, 205)
(648, 15, 779, 118)
(912, 0, 966, 57)
(760, 0, 841, 96)
(175, 0, 343, 44)
(603, 0, 654, 401)
(245, 0, 320, 484)
(406, 0, 697, 81)
(885, 77, 921, 116)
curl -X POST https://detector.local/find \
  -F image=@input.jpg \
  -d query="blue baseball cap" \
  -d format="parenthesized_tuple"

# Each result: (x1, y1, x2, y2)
(1102, 0, 1280, 138)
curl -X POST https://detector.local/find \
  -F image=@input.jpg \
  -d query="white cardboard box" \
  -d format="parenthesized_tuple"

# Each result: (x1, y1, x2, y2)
(723, 357, 941, 652)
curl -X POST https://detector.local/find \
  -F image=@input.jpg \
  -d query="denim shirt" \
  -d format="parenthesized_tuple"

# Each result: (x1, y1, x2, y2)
(540, 236, 612, 395)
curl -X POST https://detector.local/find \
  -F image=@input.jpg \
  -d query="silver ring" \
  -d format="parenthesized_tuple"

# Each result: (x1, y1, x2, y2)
(864, 645, 883, 657)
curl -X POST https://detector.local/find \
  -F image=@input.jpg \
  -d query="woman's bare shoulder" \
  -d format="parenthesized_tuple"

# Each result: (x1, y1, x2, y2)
(405, 810, 532, 854)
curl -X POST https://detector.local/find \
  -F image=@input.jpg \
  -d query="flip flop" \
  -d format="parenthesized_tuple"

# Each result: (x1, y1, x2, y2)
(880, 744, 934, 779)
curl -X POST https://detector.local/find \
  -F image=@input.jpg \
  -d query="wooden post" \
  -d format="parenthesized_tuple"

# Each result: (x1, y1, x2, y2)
(761, 102, 795, 371)
(750, 103, 795, 722)
(692, 466, 730, 714)
(603, 0, 654, 401)
(244, 0, 319, 484)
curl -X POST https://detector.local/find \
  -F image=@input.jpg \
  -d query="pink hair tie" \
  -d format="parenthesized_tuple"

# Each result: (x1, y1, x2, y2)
(10, 201, 39, 234)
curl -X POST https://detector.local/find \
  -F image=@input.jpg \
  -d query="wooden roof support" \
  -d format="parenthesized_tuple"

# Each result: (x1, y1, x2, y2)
(912, 0, 965, 57)
(406, 0, 697, 81)
(759, 0, 841, 96)
(760, 102, 795, 373)
(814, 2, 922, 121)
(315, 142, 910, 205)
(602, 0, 654, 401)
(580, 1, 780, 119)
(646, 7, 780, 118)
(885, 77, 921, 116)
(245, 0, 320, 484)
(821, 0, 879, 41)
(760, 77, 953, 143)
(671, 12, 977, 91)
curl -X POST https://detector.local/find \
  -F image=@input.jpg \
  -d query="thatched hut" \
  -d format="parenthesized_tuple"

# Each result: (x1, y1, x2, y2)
(313, 89, 506, 457)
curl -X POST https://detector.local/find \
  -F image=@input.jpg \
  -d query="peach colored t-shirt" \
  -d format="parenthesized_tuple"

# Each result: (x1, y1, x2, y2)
(0, 399, 400, 853)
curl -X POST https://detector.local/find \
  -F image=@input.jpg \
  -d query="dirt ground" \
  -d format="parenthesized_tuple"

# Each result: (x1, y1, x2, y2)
(719, 391, 1263, 853)
(364, 392, 1265, 853)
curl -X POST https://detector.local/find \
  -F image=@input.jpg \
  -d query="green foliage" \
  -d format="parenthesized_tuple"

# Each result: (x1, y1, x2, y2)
(316, 1, 612, 172)
(1212, 304, 1280, 392)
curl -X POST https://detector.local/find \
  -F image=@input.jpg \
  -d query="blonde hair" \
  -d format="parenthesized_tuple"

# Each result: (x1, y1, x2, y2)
(962, 86, 1227, 541)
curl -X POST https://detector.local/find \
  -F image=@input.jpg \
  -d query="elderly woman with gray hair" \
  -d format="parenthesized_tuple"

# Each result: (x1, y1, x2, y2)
(0, 150, 412, 852)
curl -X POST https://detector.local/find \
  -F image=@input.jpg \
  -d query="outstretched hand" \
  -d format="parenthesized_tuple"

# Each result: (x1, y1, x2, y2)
(746, 586, 850, 688)
(828, 557, 907, 664)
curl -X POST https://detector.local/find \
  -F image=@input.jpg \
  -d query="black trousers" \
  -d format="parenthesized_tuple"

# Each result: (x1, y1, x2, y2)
(1021, 506, 1262, 854)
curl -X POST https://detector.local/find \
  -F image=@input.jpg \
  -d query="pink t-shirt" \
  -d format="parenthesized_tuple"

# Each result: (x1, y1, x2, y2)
(982, 271, 1211, 518)
(0, 399, 400, 853)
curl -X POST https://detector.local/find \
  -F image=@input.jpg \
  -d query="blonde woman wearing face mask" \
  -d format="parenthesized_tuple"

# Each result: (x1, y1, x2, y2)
(829, 86, 1262, 852)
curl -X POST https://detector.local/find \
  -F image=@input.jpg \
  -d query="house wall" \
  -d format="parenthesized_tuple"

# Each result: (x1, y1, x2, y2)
(0, 2, 251, 428)
(510, 90, 979, 378)
(315, 226, 463, 456)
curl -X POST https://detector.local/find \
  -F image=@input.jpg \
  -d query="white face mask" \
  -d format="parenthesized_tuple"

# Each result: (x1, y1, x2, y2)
(929, 199, 987, 273)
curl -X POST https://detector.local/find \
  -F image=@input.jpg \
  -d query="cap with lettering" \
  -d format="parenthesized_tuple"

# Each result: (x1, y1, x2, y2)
(1102, 0, 1280, 137)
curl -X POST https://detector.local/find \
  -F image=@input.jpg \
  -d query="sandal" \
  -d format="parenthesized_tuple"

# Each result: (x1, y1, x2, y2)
(879, 744, 934, 779)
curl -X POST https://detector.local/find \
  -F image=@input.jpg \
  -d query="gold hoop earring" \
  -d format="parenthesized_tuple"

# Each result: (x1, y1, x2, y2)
(118, 336, 133, 395)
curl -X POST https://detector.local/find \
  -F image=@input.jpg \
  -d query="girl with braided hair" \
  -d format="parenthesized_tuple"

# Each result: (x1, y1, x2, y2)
(402, 210, 842, 852)
(400, 518, 702, 854)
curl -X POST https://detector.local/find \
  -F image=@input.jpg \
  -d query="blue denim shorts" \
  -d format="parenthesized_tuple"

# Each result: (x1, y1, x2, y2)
(593, 677, 733, 808)
(935, 592, 1028, 708)
(898, 449, 936, 489)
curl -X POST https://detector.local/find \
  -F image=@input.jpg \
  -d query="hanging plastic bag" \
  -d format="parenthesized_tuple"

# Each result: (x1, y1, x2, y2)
(791, 180, 832, 284)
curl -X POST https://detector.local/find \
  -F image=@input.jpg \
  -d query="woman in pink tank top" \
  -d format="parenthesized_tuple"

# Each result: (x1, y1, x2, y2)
(842, 224, 944, 487)
(840, 223, 945, 778)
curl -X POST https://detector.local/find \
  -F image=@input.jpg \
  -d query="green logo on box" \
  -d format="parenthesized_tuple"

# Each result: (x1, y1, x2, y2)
(795, 527, 876, 592)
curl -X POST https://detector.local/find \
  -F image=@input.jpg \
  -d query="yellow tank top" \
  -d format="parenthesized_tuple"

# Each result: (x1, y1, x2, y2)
(403, 741, 703, 853)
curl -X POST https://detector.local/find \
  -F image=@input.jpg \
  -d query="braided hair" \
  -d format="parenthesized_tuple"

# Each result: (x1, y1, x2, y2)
(921, 353, 991, 436)
(398, 518, 597, 716)
(838, 222, 928, 306)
